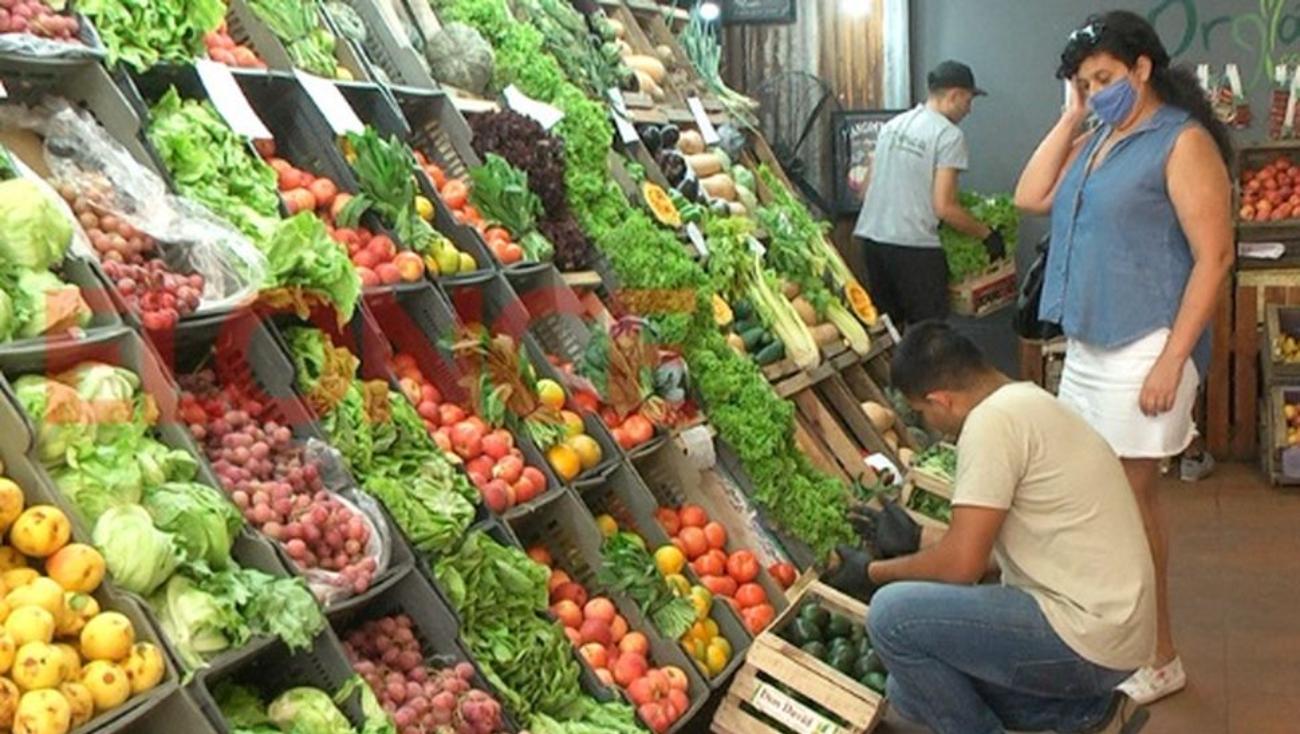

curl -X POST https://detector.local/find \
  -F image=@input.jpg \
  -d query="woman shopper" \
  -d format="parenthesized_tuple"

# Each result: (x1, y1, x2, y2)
(1013, 10, 1233, 705)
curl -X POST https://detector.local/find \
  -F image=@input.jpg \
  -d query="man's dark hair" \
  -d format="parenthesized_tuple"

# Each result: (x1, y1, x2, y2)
(890, 321, 993, 398)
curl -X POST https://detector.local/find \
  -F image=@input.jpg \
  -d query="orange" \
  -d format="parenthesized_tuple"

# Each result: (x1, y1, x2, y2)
(595, 514, 619, 538)
(565, 434, 602, 471)
(537, 379, 566, 411)
(547, 444, 582, 481)
(703, 522, 727, 550)
(654, 546, 686, 576)
(679, 527, 708, 560)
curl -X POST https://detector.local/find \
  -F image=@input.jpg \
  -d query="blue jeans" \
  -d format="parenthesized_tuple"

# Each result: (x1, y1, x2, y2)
(869, 582, 1134, 734)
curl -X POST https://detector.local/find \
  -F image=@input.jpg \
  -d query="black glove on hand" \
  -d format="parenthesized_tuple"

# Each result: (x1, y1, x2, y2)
(822, 545, 880, 603)
(849, 499, 922, 559)
(983, 229, 1007, 261)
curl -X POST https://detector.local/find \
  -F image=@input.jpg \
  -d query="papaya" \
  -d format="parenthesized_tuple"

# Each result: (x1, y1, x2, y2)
(845, 281, 879, 326)
(642, 182, 682, 228)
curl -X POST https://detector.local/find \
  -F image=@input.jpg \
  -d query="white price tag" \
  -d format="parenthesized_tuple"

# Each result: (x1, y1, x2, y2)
(196, 60, 272, 140)
(678, 425, 716, 470)
(746, 235, 766, 257)
(294, 70, 365, 135)
(503, 84, 564, 130)
(607, 87, 640, 145)
(687, 96, 721, 146)
(0, 78, 7, 100)
(685, 222, 708, 258)
(881, 313, 902, 345)
(865, 454, 903, 486)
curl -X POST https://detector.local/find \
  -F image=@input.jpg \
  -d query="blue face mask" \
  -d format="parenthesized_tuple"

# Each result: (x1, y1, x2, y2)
(1089, 77, 1137, 126)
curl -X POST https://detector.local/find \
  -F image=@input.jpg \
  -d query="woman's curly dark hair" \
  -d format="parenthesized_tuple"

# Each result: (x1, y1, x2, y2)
(1058, 10, 1231, 163)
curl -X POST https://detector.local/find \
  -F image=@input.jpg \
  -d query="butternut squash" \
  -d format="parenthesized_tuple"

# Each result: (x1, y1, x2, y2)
(781, 281, 801, 300)
(727, 201, 748, 217)
(634, 70, 664, 101)
(700, 173, 736, 200)
(678, 130, 706, 155)
(810, 322, 841, 347)
(625, 55, 668, 84)
(684, 153, 723, 177)
(608, 18, 626, 39)
(790, 297, 817, 326)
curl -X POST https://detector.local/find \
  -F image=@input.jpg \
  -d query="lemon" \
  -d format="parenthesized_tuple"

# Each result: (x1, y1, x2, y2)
(654, 546, 686, 577)
(415, 195, 435, 221)
(705, 639, 731, 676)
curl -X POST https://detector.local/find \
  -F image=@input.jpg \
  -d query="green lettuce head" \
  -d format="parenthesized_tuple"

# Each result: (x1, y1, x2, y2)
(0, 178, 73, 270)
(13, 270, 91, 339)
(14, 375, 96, 466)
(267, 687, 354, 734)
(93, 505, 182, 596)
(142, 482, 241, 570)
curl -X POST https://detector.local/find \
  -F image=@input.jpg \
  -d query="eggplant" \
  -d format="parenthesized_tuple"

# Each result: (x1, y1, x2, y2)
(659, 152, 687, 185)
(661, 124, 681, 149)
(638, 124, 663, 154)
(677, 175, 700, 202)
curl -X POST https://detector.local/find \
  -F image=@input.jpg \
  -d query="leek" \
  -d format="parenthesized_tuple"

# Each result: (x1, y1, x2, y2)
(826, 301, 872, 356)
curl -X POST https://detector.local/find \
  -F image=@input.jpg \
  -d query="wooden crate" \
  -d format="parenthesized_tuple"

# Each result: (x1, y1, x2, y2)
(790, 386, 878, 485)
(813, 373, 901, 467)
(948, 259, 1017, 317)
(712, 579, 886, 734)
(1263, 386, 1300, 485)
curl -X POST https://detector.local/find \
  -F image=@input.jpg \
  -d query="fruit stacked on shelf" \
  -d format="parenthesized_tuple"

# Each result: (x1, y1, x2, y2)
(1274, 332, 1300, 365)
(1283, 399, 1300, 446)
(342, 614, 509, 733)
(179, 370, 379, 595)
(0, 0, 80, 41)
(1240, 155, 1300, 223)
(654, 505, 776, 635)
(58, 175, 205, 331)
(552, 358, 658, 452)
(389, 351, 550, 514)
(0, 488, 165, 734)
(414, 153, 526, 266)
(203, 22, 265, 68)
(534, 546, 692, 733)
(258, 141, 427, 288)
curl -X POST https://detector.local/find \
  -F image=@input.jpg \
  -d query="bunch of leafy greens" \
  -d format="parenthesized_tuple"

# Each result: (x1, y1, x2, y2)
(469, 154, 554, 262)
(434, 531, 643, 732)
(148, 88, 282, 243)
(438, 0, 855, 557)
(218, 680, 393, 734)
(264, 213, 362, 320)
(940, 192, 1020, 282)
(151, 568, 325, 674)
(80, 0, 224, 70)
(505, 0, 633, 96)
(598, 532, 695, 639)
(336, 127, 438, 254)
(247, 0, 339, 77)
(284, 327, 477, 554)
(142, 481, 243, 571)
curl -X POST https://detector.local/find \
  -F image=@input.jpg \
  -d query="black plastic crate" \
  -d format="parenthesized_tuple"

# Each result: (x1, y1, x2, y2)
(0, 12, 105, 84)
(225, 0, 370, 81)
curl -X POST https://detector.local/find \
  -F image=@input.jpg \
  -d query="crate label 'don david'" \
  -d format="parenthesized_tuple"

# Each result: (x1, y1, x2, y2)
(749, 681, 838, 734)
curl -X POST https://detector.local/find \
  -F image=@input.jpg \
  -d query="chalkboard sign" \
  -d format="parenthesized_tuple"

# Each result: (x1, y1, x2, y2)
(723, 0, 796, 25)
(832, 109, 905, 215)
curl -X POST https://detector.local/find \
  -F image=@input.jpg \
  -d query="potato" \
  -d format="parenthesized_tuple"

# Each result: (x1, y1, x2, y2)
(51, 645, 79, 683)
(6, 607, 54, 647)
(9, 507, 71, 559)
(7, 580, 65, 619)
(81, 661, 130, 712)
(44, 546, 104, 595)
(14, 688, 70, 734)
(56, 683, 91, 728)
(0, 479, 24, 535)
(79, 613, 133, 663)
(12, 642, 64, 691)
(2, 570, 38, 590)
(55, 594, 97, 639)
(0, 547, 28, 572)
(0, 677, 17, 728)
(122, 643, 164, 694)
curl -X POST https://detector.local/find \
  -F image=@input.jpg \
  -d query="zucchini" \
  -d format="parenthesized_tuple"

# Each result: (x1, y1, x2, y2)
(754, 340, 785, 365)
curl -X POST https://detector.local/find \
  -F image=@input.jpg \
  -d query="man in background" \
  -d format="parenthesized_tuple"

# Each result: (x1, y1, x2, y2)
(854, 60, 1005, 327)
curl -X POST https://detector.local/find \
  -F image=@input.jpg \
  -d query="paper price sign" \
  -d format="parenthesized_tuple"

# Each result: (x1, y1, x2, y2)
(687, 96, 721, 146)
(294, 70, 365, 135)
(196, 60, 272, 140)
(503, 85, 564, 130)
(607, 87, 640, 145)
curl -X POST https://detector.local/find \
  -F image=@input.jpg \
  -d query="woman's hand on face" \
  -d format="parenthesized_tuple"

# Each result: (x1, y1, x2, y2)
(1063, 78, 1089, 123)
(1139, 352, 1184, 416)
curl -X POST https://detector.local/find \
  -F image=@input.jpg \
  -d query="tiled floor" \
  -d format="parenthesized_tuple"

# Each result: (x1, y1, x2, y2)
(879, 462, 1300, 734)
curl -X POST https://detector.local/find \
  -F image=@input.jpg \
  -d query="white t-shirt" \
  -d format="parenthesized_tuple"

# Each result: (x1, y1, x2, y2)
(853, 104, 968, 248)
(953, 382, 1157, 671)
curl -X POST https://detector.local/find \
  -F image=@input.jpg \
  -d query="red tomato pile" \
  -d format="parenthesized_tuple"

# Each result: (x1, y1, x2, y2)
(414, 151, 525, 266)
(258, 141, 427, 288)
(203, 23, 265, 68)
(390, 352, 549, 513)
(534, 547, 692, 733)
(1240, 155, 1300, 222)
(552, 359, 658, 450)
(657, 505, 777, 635)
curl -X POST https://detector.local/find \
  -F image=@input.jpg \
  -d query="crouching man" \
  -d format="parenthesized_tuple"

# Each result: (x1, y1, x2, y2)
(826, 322, 1155, 734)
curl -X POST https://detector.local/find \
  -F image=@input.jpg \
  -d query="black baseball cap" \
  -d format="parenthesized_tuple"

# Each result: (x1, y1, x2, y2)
(928, 60, 987, 96)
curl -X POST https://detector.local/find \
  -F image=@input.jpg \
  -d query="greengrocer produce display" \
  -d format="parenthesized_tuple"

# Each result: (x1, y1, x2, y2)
(0, 0, 908, 729)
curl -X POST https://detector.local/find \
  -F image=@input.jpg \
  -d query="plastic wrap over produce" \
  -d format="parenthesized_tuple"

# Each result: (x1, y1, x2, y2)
(303, 437, 392, 604)
(0, 17, 103, 61)
(0, 101, 268, 315)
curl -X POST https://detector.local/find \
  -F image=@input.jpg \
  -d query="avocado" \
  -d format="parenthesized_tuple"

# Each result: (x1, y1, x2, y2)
(827, 646, 857, 676)
(828, 637, 854, 657)
(826, 614, 854, 641)
(853, 654, 874, 679)
(800, 640, 828, 660)
(855, 636, 874, 659)
(862, 671, 888, 694)
(790, 617, 823, 646)
(798, 603, 830, 630)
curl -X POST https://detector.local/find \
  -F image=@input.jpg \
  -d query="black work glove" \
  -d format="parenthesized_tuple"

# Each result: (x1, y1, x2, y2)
(983, 229, 1007, 261)
(849, 499, 922, 559)
(822, 545, 881, 603)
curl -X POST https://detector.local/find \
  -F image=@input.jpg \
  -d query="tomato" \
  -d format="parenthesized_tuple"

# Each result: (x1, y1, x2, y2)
(441, 179, 469, 209)
(741, 603, 776, 634)
(735, 582, 767, 609)
(726, 550, 760, 584)
(700, 574, 737, 598)
(768, 562, 797, 589)
(426, 162, 447, 190)
(623, 414, 654, 444)
(691, 553, 725, 578)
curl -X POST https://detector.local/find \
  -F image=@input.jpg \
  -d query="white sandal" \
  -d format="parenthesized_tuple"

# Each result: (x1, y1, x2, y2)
(1118, 657, 1186, 705)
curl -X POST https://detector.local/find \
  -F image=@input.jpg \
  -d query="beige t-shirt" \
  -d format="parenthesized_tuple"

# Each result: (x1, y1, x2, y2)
(953, 382, 1156, 670)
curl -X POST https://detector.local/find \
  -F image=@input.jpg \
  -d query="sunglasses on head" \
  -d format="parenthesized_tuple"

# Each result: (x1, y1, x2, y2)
(1068, 21, 1104, 45)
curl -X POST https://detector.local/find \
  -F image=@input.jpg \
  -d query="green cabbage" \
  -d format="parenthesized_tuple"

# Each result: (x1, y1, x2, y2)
(0, 179, 73, 270)
(93, 505, 182, 596)
(14, 375, 97, 466)
(267, 687, 354, 734)
(150, 574, 247, 673)
(143, 482, 241, 570)
(13, 269, 90, 339)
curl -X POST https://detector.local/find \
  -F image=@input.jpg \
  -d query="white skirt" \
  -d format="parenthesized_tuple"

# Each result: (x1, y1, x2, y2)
(1057, 329, 1199, 459)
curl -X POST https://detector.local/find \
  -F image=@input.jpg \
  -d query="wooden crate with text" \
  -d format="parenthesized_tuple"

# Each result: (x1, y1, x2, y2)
(949, 259, 1017, 318)
(712, 578, 886, 734)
